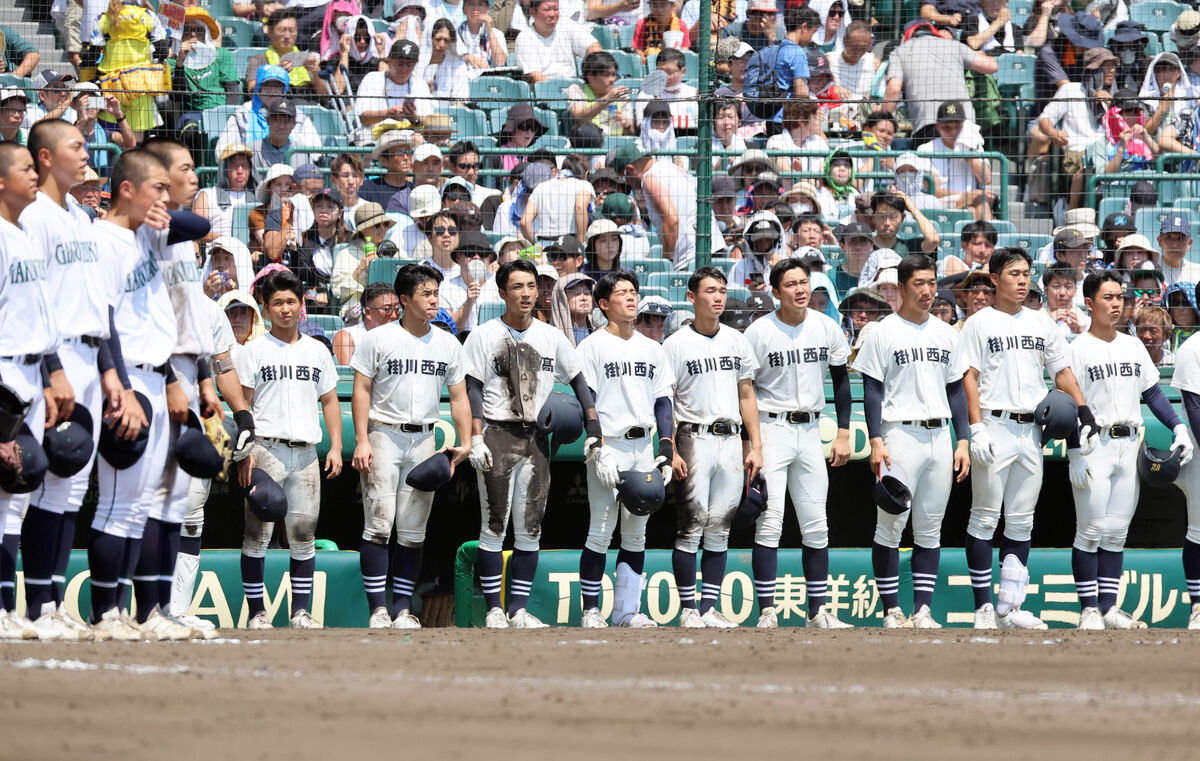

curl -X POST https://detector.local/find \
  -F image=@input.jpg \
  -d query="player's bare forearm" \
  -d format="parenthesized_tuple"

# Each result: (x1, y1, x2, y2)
(953, 441, 970, 482)
(964, 368, 982, 424)
(447, 382, 472, 466)
(869, 437, 890, 476)
(100, 369, 126, 417)
(214, 358, 249, 413)
(198, 377, 222, 420)
(321, 391, 343, 478)
(738, 379, 762, 477)
(47, 368, 74, 423)
(350, 374, 373, 472)
(166, 380, 189, 423)
(1054, 367, 1087, 407)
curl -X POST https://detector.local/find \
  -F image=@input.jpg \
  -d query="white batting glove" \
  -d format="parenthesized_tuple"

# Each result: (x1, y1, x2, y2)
(654, 454, 673, 484)
(469, 434, 492, 473)
(969, 422, 995, 467)
(584, 436, 602, 465)
(1067, 449, 1090, 491)
(1172, 423, 1194, 466)
(1077, 428, 1097, 456)
(594, 445, 620, 489)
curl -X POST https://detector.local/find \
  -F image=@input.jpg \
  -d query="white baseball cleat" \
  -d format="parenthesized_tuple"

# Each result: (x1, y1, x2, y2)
(974, 603, 997, 630)
(1078, 607, 1104, 630)
(756, 607, 778, 629)
(580, 608, 608, 629)
(28, 608, 67, 641)
(392, 609, 421, 630)
(484, 606, 509, 629)
(1190, 603, 1200, 631)
(701, 608, 738, 628)
(367, 606, 393, 629)
(909, 605, 942, 629)
(173, 613, 217, 640)
(53, 606, 96, 641)
(290, 609, 323, 629)
(141, 609, 192, 641)
(882, 607, 912, 628)
(247, 610, 274, 630)
(508, 608, 548, 629)
(92, 608, 141, 642)
(808, 605, 853, 629)
(615, 612, 657, 628)
(0, 610, 38, 640)
(1102, 607, 1147, 630)
(678, 608, 705, 628)
(996, 607, 1047, 630)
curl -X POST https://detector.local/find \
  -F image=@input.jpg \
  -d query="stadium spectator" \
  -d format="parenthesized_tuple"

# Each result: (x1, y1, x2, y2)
(543, 234, 585, 278)
(293, 190, 349, 310)
(955, 268, 995, 321)
(551, 272, 596, 345)
(637, 100, 688, 170)
(168, 7, 239, 130)
(713, 38, 753, 108)
(918, 100, 994, 219)
(355, 40, 432, 126)
(1089, 88, 1158, 181)
(829, 20, 876, 103)
(202, 236, 256, 299)
(931, 287, 957, 324)
(719, 0, 785, 52)
(1042, 261, 1089, 337)
(328, 153, 367, 231)
(1127, 260, 1165, 314)
(1109, 20, 1150, 93)
(332, 282, 398, 364)
(23, 69, 76, 127)
(767, 6, 820, 122)
(0, 88, 27, 145)
(360, 130, 416, 206)
(869, 189, 938, 255)
(516, 0, 601, 83)
(1158, 215, 1200, 286)
(495, 105, 547, 172)
(441, 230, 500, 330)
(69, 166, 104, 218)
(250, 163, 296, 259)
(331, 202, 396, 309)
(1115, 232, 1158, 276)
(95, 0, 168, 140)
(881, 20, 997, 141)
(1135, 305, 1175, 367)
(521, 154, 593, 242)
(710, 99, 747, 173)
(216, 65, 322, 158)
(249, 99, 316, 175)
(919, 0, 967, 31)
(1165, 282, 1200, 351)
(767, 97, 828, 176)
(832, 220, 874, 293)
(635, 296, 671, 342)
(1099, 211, 1137, 264)
(582, 218, 625, 276)
(567, 51, 635, 138)
(941, 219, 996, 277)
(0, 24, 40, 78)
(245, 9, 329, 99)
(636, 48, 698, 129)
(855, 111, 897, 192)
(423, 18, 470, 102)
(891, 151, 940, 213)
(839, 286, 890, 343)
(732, 211, 785, 293)
(1023, 284, 1042, 312)
(810, 0, 847, 53)
(194, 144, 256, 241)
(386, 0, 428, 47)
(962, 0, 1045, 53)
(387, 142, 443, 214)
(633, 0, 690, 62)
(457, 0, 508, 75)
(447, 141, 499, 209)
(73, 85, 133, 166)
(1034, 10, 1103, 102)
(814, 148, 858, 223)
(330, 15, 383, 94)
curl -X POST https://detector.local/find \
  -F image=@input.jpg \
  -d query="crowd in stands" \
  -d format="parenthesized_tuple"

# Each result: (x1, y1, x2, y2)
(15, 0, 1200, 369)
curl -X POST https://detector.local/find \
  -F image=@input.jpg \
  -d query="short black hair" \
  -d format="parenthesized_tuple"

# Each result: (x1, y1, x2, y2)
(988, 247, 1032, 276)
(1042, 261, 1077, 288)
(0, 142, 30, 177)
(265, 7, 298, 27)
(785, 6, 820, 31)
(657, 47, 686, 70)
(769, 257, 810, 290)
(961, 220, 998, 246)
(897, 254, 936, 285)
(394, 263, 443, 300)
(870, 190, 906, 215)
(1082, 268, 1125, 301)
(497, 259, 538, 291)
(27, 119, 79, 176)
(581, 50, 618, 78)
(447, 141, 479, 164)
(362, 281, 396, 308)
(593, 271, 639, 313)
(109, 149, 168, 205)
(863, 111, 897, 132)
(795, 212, 822, 229)
(257, 269, 304, 305)
(688, 265, 727, 293)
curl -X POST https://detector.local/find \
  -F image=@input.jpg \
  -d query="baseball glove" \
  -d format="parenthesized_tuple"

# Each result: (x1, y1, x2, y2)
(0, 439, 22, 491)
(204, 414, 234, 481)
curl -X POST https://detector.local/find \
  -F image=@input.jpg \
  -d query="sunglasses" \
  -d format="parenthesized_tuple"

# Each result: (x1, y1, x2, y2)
(460, 250, 492, 260)
(1134, 288, 1160, 297)
(434, 225, 459, 236)
(456, 161, 479, 170)
(517, 121, 539, 131)
(827, 6, 844, 15)
(546, 251, 572, 261)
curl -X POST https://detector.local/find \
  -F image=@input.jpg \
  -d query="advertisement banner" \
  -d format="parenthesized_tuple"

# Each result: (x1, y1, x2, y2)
(453, 543, 1195, 629)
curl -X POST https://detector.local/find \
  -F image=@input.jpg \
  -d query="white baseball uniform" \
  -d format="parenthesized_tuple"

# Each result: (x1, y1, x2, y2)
(852, 313, 967, 549)
(662, 324, 758, 554)
(1067, 331, 1157, 552)
(351, 322, 465, 547)
(91, 221, 178, 540)
(578, 327, 675, 554)
(464, 317, 583, 553)
(22, 193, 112, 517)
(1171, 338, 1200, 545)
(954, 306, 1069, 542)
(745, 310, 849, 550)
(236, 331, 337, 561)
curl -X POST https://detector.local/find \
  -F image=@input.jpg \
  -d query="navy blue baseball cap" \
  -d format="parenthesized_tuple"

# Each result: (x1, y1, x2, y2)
(175, 410, 224, 478)
(1161, 214, 1192, 237)
(1103, 212, 1136, 234)
(0, 424, 48, 494)
(98, 391, 152, 470)
(405, 450, 453, 491)
(246, 468, 287, 522)
(43, 404, 95, 478)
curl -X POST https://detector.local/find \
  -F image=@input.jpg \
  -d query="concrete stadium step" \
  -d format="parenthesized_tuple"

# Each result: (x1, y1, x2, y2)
(5, 4, 71, 71)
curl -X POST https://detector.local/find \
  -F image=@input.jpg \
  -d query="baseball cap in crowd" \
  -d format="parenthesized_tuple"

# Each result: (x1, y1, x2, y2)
(267, 99, 296, 119)
(1130, 260, 1166, 282)
(589, 167, 625, 190)
(729, 149, 773, 177)
(1176, 9, 1200, 46)
(1052, 207, 1100, 238)
(747, 0, 776, 11)
(442, 176, 472, 196)
(638, 296, 672, 318)
(609, 143, 647, 175)
(644, 101, 671, 122)
(1161, 214, 1193, 237)
(601, 192, 635, 220)
(536, 263, 560, 281)
(73, 81, 100, 98)
(256, 163, 294, 202)
(838, 221, 874, 242)
(37, 69, 76, 88)
(1103, 211, 1137, 234)
(413, 143, 442, 163)
(1083, 47, 1118, 69)
(751, 172, 783, 194)
(219, 142, 253, 163)
(354, 201, 391, 231)
(544, 234, 583, 257)
(711, 174, 738, 200)
(456, 231, 493, 257)
(409, 185, 441, 218)
(716, 38, 755, 63)
(936, 100, 966, 123)
(1117, 233, 1156, 253)
(663, 310, 694, 338)
(1129, 180, 1159, 213)
(388, 39, 421, 61)
(745, 293, 774, 315)
(720, 299, 752, 331)
(373, 129, 415, 159)
(293, 162, 322, 182)
(1054, 227, 1092, 250)
(872, 267, 899, 286)
(0, 87, 27, 106)
(807, 50, 830, 77)
(1114, 88, 1148, 115)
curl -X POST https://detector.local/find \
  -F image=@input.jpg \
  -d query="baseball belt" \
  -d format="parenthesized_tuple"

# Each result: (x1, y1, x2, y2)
(764, 411, 816, 424)
(1104, 424, 1138, 438)
(133, 362, 171, 376)
(62, 335, 103, 348)
(678, 421, 740, 437)
(895, 418, 946, 429)
(376, 421, 436, 434)
(261, 436, 312, 448)
(989, 410, 1036, 424)
(0, 354, 42, 366)
(623, 426, 649, 439)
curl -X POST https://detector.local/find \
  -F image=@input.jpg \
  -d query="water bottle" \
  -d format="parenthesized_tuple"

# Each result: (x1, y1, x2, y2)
(363, 236, 376, 258)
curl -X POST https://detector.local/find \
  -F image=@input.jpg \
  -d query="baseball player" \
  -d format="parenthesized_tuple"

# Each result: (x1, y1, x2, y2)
(742, 258, 853, 629)
(351, 263, 472, 630)
(663, 266, 763, 628)
(955, 248, 1094, 630)
(236, 270, 342, 630)
(852, 254, 971, 629)
(0, 143, 56, 639)
(1067, 270, 1191, 629)
(1170, 293, 1200, 630)
(463, 259, 599, 629)
(577, 271, 676, 628)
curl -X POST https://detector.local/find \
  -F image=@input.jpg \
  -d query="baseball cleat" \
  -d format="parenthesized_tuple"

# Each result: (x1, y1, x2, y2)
(580, 608, 608, 629)
(909, 605, 942, 629)
(1190, 603, 1200, 631)
(701, 608, 738, 628)
(247, 610, 274, 630)
(93, 608, 141, 642)
(141, 609, 192, 641)
(1078, 607, 1104, 630)
(1102, 608, 1147, 630)
(51, 605, 97, 641)
(756, 607, 778, 629)
(508, 608, 548, 629)
(678, 608, 705, 628)
(808, 605, 853, 629)
(484, 606, 509, 629)
(974, 603, 997, 630)
(290, 609, 323, 629)
(996, 607, 1047, 630)
(392, 609, 421, 630)
(27, 608, 67, 641)
(368, 606, 393, 629)
(882, 607, 912, 628)
(174, 613, 217, 636)
(0, 610, 38, 640)
(615, 612, 657, 628)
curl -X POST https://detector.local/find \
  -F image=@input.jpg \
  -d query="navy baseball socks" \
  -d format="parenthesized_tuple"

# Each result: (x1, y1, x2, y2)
(241, 554, 266, 618)
(965, 535, 994, 609)
(752, 544, 777, 612)
(290, 556, 315, 615)
(1096, 549, 1123, 614)
(476, 548, 504, 610)
(698, 550, 726, 614)
(872, 543, 900, 611)
(0, 531, 17, 611)
(578, 548, 606, 611)
(360, 540, 388, 613)
(506, 548, 537, 615)
(1184, 540, 1200, 608)
(671, 549, 697, 609)
(52, 511, 80, 605)
(389, 543, 421, 616)
(1073, 548, 1099, 610)
(133, 520, 162, 623)
(911, 545, 940, 611)
(803, 546, 829, 617)
(87, 529, 125, 622)
(19, 506, 58, 617)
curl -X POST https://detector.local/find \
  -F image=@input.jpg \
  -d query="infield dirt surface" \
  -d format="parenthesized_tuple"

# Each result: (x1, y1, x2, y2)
(2, 628, 1196, 760)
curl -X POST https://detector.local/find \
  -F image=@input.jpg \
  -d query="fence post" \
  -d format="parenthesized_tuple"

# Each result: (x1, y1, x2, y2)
(694, 0, 714, 269)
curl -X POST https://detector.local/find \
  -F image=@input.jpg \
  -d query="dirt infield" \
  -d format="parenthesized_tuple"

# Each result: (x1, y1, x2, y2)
(2, 628, 1197, 760)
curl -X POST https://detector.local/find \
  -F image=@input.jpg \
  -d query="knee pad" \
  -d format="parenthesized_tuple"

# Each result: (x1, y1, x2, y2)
(798, 515, 829, 550)
(289, 539, 316, 561)
(966, 506, 1000, 541)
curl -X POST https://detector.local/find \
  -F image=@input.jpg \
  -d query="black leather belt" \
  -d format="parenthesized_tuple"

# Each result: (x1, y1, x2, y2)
(1106, 425, 1138, 438)
(623, 426, 648, 439)
(133, 362, 170, 376)
(485, 418, 539, 433)
(990, 410, 1035, 424)
(64, 335, 102, 348)
(261, 437, 311, 448)
(383, 422, 434, 433)
(679, 421, 740, 437)
(765, 411, 815, 424)
(896, 418, 946, 429)
(0, 354, 41, 365)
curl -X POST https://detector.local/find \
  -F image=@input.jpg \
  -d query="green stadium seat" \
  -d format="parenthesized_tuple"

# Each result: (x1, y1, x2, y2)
(435, 105, 488, 141)
(533, 135, 570, 151)
(935, 232, 960, 257)
(1136, 207, 1200, 237)
(233, 47, 266, 84)
(592, 24, 618, 50)
(201, 104, 239, 146)
(629, 259, 673, 279)
(1174, 196, 1200, 214)
(1098, 196, 1128, 221)
(953, 218, 1015, 235)
(897, 220, 923, 238)
(204, 0, 234, 17)
(647, 272, 690, 297)
(221, 17, 258, 48)
(669, 300, 693, 313)
(309, 314, 344, 332)
(997, 232, 1052, 252)
(470, 76, 533, 110)
(925, 208, 973, 233)
(1130, 0, 1184, 33)
(616, 76, 642, 98)
(728, 285, 751, 301)
(611, 51, 646, 78)
(639, 285, 668, 301)
(534, 78, 581, 111)
(709, 257, 735, 274)
(367, 257, 405, 286)
(476, 301, 507, 325)
(618, 24, 637, 49)
(229, 203, 252, 244)
(298, 105, 341, 140)
(604, 134, 636, 153)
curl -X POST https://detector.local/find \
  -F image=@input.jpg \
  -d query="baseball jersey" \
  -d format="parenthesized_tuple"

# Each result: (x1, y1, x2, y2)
(852, 313, 967, 422)
(464, 317, 583, 423)
(157, 237, 216, 358)
(0, 217, 56, 356)
(1068, 332, 1157, 428)
(662, 324, 758, 425)
(1172, 333, 1200, 398)
(954, 306, 1068, 413)
(93, 220, 177, 369)
(236, 332, 337, 444)
(578, 327, 675, 435)
(20, 192, 110, 341)
(744, 310, 850, 414)
(350, 322, 466, 426)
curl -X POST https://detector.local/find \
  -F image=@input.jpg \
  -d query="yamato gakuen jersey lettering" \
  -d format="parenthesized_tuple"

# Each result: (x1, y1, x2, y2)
(9, 258, 47, 285)
(53, 239, 99, 265)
